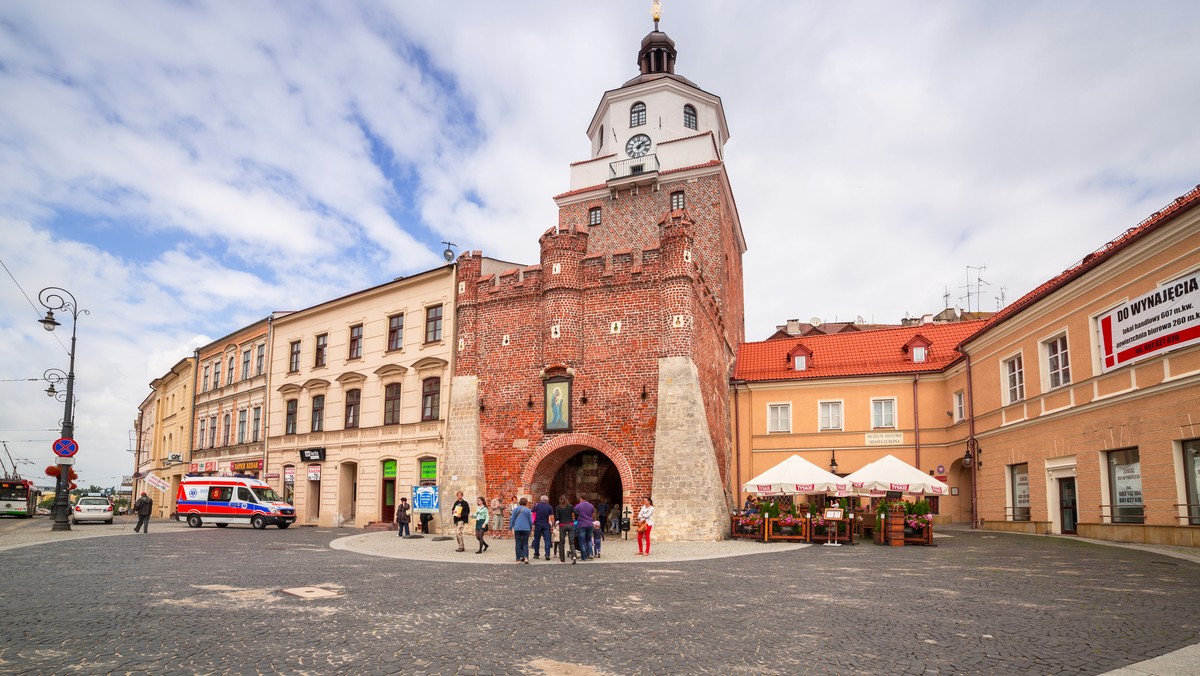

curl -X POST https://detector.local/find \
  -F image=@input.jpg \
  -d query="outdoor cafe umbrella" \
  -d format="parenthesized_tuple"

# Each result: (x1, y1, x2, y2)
(844, 454, 950, 496)
(742, 454, 853, 496)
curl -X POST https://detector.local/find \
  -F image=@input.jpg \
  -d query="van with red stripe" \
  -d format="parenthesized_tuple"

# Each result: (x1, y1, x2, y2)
(176, 476, 296, 529)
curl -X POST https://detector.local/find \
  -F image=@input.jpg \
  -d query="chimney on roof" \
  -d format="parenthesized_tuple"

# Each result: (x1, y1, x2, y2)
(786, 319, 800, 335)
(921, 314, 934, 326)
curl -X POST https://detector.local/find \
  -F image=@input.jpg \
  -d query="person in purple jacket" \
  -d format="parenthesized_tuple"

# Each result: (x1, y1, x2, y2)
(574, 495, 596, 561)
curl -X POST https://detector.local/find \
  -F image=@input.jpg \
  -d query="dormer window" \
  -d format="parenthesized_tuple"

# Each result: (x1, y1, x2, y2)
(912, 346, 926, 363)
(684, 104, 697, 130)
(903, 334, 932, 364)
(794, 355, 807, 371)
(630, 102, 646, 127)
(787, 343, 813, 372)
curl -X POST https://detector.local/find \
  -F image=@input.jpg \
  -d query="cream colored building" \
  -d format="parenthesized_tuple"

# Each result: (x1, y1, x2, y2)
(265, 266, 457, 528)
(133, 356, 195, 518)
(193, 319, 270, 481)
(963, 187, 1200, 545)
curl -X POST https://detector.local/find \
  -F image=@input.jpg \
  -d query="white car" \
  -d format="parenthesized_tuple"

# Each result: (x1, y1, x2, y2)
(72, 496, 114, 524)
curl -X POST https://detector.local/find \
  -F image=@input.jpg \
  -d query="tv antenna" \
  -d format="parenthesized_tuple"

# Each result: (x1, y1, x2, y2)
(959, 265, 990, 313)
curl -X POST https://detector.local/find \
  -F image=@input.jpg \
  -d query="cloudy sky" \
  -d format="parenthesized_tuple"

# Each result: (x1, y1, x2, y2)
(3, 1, 1199, 488)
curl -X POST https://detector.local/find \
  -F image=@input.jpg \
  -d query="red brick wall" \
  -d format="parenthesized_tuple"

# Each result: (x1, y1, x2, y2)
(458, 165, 744, 508)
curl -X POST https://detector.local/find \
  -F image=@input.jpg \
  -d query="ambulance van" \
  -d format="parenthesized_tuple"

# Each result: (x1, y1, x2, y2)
(175, 476, 296, 529)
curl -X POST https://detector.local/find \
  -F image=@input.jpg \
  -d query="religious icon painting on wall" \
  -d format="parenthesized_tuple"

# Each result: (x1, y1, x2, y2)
(544, 377, 571, 431)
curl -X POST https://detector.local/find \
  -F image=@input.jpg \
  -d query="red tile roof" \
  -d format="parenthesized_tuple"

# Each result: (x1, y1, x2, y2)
(734, 321, 986, 382)
(966, 184, 1200, 341)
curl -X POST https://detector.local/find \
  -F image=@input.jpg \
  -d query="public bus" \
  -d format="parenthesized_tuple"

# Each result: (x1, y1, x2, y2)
(0, 479, 39, 518)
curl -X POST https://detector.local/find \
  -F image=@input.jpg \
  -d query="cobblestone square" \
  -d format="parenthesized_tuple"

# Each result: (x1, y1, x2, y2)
(1, 521, 1198, 674)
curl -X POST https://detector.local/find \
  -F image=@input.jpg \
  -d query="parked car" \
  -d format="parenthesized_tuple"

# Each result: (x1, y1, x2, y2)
(72, 496, 114, 524)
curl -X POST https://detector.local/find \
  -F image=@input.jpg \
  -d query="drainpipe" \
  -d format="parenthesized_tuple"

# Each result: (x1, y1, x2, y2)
(731, 379, 743, 510)
(262, 315, 274, 483)
(189, 349, 199, 472)
(965, 351, 978, 529)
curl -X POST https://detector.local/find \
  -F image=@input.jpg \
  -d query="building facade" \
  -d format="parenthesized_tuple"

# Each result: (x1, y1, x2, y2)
(963, 186, 1200, 545)
(192, 319, 271, 481)
(733, 320, 984, 524)
(132, 356, 195, 517)
(445, 23, 745, 540)
(265, 267, 456, 528)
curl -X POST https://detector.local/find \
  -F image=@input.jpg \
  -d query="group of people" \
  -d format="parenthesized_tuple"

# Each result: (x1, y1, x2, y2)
(446, 492, 655, 563)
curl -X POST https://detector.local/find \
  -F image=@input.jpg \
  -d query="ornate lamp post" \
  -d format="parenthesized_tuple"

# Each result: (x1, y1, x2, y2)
(38, 287, 88, 532)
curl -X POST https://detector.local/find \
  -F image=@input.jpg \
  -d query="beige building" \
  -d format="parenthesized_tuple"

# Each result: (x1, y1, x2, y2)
(193, 318, 271, 481)
(133, 356, 195, 518)
(265, 266, 457, 528)
(963, 186, 1200, 545)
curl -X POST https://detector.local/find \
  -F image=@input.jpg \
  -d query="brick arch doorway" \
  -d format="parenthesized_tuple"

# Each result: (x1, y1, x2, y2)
(524, 435, 633, 513)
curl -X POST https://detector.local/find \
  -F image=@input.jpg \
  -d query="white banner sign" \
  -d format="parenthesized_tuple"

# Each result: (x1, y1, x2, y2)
(144, 472, 170, 492)
(1114, 462, 1143, 506)
(1098, 272, 1200, 372)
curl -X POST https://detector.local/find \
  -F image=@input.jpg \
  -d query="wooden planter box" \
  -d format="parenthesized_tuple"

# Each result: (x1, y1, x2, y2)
(731, 515, 766, 541)
(767, 518, 808, 542)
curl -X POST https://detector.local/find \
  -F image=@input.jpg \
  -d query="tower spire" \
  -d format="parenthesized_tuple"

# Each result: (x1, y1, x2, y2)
(652, 0, 661, 31)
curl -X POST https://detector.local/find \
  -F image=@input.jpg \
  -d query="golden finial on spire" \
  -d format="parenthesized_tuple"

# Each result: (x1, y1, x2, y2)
(651, 0, 662, 30)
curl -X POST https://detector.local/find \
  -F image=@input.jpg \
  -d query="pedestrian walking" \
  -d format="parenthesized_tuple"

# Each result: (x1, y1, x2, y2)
(452, 491, 471, 552)
(574, 494, 596, 560)
(395, 497, 411, 537)
(509, 497, 532, 563)
(592, 520, 604, 558)
(637, 496, 655, 556)
(474, 497, 491, 554)
(531, 495, 554, 560)
(555, 495, 577, 564)
(132, 491, 153, 533)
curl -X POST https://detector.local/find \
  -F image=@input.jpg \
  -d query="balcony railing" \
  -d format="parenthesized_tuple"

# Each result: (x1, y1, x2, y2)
(609, 154, 660, 182)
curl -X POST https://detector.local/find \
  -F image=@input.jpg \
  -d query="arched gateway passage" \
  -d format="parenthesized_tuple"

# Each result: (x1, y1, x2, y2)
(522, 434, 633, 509)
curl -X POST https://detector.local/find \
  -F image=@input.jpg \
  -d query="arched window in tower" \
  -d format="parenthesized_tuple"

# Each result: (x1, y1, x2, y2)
(684, 104, 697, 130)
(630, 102, 646, 127)
(589, 207, 602, 226)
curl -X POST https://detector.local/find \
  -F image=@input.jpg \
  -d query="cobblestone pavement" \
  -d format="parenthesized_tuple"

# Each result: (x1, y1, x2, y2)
(1, 519, 1198, 675)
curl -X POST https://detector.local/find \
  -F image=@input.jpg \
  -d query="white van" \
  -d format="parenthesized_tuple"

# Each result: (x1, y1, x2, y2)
(175, 476, 296, 529)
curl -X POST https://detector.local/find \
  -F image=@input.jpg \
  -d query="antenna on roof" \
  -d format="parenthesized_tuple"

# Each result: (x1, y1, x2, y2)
(995, 287, 1007, 311)
(855, 315, 864, 325)
(809, 316, 822, 328)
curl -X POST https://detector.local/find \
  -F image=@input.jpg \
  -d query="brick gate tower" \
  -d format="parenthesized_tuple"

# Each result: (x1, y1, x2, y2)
(443, 12, 746, 540)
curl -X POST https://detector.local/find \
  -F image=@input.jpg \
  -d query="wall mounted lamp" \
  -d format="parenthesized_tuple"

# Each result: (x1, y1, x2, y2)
(829, 449, 838, 474)
(527, 395, 534, 409)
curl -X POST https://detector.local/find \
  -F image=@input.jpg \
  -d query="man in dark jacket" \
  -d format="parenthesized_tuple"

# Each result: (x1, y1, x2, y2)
(133, 492, 153, 533)
(394, 497, 411, 537)
(451, 491, 470, 552)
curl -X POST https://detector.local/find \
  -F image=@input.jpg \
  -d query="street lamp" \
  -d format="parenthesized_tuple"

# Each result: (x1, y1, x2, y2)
(829, 449, 839, 475)
(38, 287, 88, 532)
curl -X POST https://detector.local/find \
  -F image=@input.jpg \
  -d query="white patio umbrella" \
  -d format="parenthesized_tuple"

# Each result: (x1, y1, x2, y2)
(844, 454, 950, 496)
(742, 454, 853, 496)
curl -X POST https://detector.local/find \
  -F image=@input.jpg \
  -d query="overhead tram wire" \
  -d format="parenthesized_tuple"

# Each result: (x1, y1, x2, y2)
(0, 254, 71, 355)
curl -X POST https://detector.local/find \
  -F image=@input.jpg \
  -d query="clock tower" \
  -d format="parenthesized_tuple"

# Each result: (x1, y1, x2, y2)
(446, 8, 746, 541)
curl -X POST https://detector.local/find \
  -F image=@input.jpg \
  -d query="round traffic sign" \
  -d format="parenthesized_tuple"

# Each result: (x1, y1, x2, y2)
(52, 437, 79, 457)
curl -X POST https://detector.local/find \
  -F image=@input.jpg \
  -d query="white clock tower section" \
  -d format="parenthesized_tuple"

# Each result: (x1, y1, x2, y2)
(566, 15, 731, 192)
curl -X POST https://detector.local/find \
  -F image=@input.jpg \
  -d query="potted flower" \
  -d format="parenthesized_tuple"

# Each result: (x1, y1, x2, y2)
(904, 500, 932, 535)
(776, 512, 801, 536)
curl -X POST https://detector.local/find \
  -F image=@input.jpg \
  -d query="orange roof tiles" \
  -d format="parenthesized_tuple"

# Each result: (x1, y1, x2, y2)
(734, 321, 986, 382)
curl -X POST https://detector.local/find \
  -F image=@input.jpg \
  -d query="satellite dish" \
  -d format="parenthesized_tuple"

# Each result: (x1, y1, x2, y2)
(809, 316, 822, 327)
(855, 315, 865, 324)
(443, 248, 454, 262)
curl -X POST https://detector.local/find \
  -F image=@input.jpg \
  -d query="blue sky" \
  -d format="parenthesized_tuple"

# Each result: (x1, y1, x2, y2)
(3, 1, 1200, 487)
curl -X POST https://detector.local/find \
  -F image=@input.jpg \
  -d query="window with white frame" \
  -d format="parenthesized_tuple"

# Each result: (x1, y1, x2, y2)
(767, 403, 791, 433)
(202, 365, 210, 392)
(241, 349, 251, 381)
(953, 391, 965, 422)
(1045, 333, 1071, 389)
(871, 398, 896, 429)
(819, 401, 842, 431)
(252, 407, 261, 442)
(237, 410, 247, 444)
(794, 355, 807, 371)
(208, 416, 216, 447)
(311, 395, 324, 433)
(222, 413, 231, 446)
(912, 346, 927, 363)
(198, 419, 207, 449)
(256, 344, 265, 375)
(1009, 463, 1030, 521)
(1004, 354, 1025, 404)
(226, 356, 235, 385)
(212, 360, 221, 389)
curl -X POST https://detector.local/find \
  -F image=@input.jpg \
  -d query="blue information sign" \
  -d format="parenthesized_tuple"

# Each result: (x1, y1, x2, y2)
(411, 485, 439, 513)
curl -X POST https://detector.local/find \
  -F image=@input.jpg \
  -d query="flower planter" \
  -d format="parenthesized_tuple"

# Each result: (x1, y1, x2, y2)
(767, 517, 808, 542)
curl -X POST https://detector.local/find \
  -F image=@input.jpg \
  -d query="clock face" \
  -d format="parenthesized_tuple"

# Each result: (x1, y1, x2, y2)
(626, 134, 652, 158)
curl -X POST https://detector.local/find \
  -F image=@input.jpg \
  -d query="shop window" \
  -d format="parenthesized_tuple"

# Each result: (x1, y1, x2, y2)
(1107, 448, 1144, 524)
(1010, 463, 1030, 521)
(1184, 440, 1200, 526)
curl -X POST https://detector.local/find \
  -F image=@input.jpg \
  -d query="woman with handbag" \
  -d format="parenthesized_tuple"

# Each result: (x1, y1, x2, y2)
(474, 497, 490, 554)
(636, 496, 655, 556)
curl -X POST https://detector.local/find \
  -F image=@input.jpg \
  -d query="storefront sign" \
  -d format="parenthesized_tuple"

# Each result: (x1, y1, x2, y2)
(299, 447, 326, 462)
(1099, 272, 1200, 372)
(412, 484, 439, 512)
(230, 459, 263, 472)
(264, 472, 279, 479)
(1014, 472, 1030, 508)
(307, 463, 322, 481)
(865, 432, 904, 446)
(1114, 461, 1143, 506)
(419, 459, 437, 482)
(284, 466, 296, 484)
(383, 460, 397, 479)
